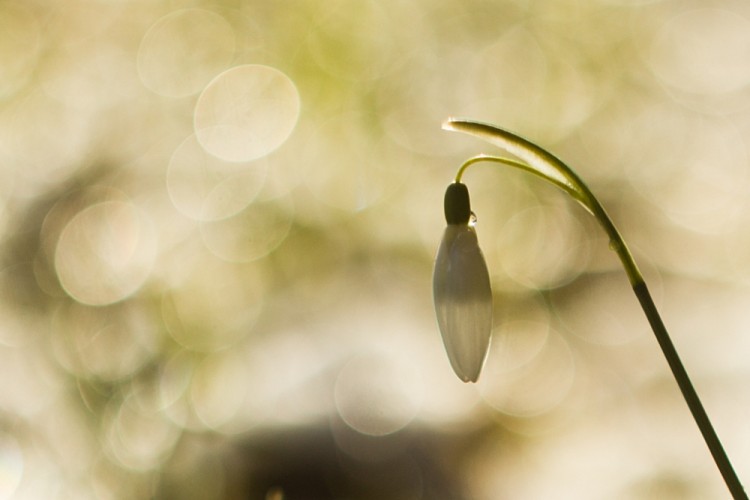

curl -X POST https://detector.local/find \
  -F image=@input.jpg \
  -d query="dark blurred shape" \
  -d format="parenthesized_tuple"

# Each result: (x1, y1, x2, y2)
(157, 420, 476, 500)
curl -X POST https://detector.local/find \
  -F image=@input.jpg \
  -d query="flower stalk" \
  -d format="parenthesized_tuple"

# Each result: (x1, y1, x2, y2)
(441, 118, 747, 499)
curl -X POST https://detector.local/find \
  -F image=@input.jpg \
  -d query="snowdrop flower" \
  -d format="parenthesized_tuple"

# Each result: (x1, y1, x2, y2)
(435, 119, 747, 497)
(433, 182, 492, 383)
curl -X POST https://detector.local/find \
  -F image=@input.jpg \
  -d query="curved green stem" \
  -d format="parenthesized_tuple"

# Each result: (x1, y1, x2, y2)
(455, 154, 586, 206)
(446, 119, 642, 286)
(447, 118, 747, 500)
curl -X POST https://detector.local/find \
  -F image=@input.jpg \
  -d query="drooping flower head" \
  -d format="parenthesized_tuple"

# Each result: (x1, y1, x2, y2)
(433, 182, 492, 383)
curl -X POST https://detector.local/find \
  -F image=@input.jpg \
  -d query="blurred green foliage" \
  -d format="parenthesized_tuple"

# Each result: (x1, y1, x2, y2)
(1, 0, 749, 498)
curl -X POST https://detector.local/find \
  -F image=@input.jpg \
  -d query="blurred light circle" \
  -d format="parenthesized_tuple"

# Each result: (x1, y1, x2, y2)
(492, 320, 551, 372)
(553, 276, 647, 346)
(648, 9, 750, 95)
(495, 205, 589, 290)
(200, 197, 293, 263)
(137, 8, 235, 98)
(0, 3, 41, 100)
(161, 258, 265, 351)
(159, 350, 194, 410)
(194, 64, 300, 162)
(480, 328, 575, 417)
(190, 352, 248, 430)
(334, 354, 422, 437)
(0, 432, 23, 500)
(158, 350, 207, 432)
(51, 302, 159, 381)
(55, 201, 157, 306)
(167, 135, 267, 221)
(103, 395, 180, 471)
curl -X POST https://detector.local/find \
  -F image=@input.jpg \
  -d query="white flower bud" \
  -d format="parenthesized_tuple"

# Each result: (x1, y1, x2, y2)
(433, 223, 492, 383)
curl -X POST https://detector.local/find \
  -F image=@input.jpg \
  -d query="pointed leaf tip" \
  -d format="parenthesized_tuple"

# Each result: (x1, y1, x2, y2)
(441, 118, 458, 131)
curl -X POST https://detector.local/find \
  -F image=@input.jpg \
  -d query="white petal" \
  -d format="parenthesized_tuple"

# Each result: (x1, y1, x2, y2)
(433, 225, 493, 382)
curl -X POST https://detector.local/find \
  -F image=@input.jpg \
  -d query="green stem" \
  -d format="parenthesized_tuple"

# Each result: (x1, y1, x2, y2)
(593, 189, 747, 500)
(448, 119, 747, 499)
(633, 281, 747, 499)
(455, 154, 585, 205)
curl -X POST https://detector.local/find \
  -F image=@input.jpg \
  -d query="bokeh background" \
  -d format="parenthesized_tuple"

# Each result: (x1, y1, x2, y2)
(1, 0, 750, 498)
